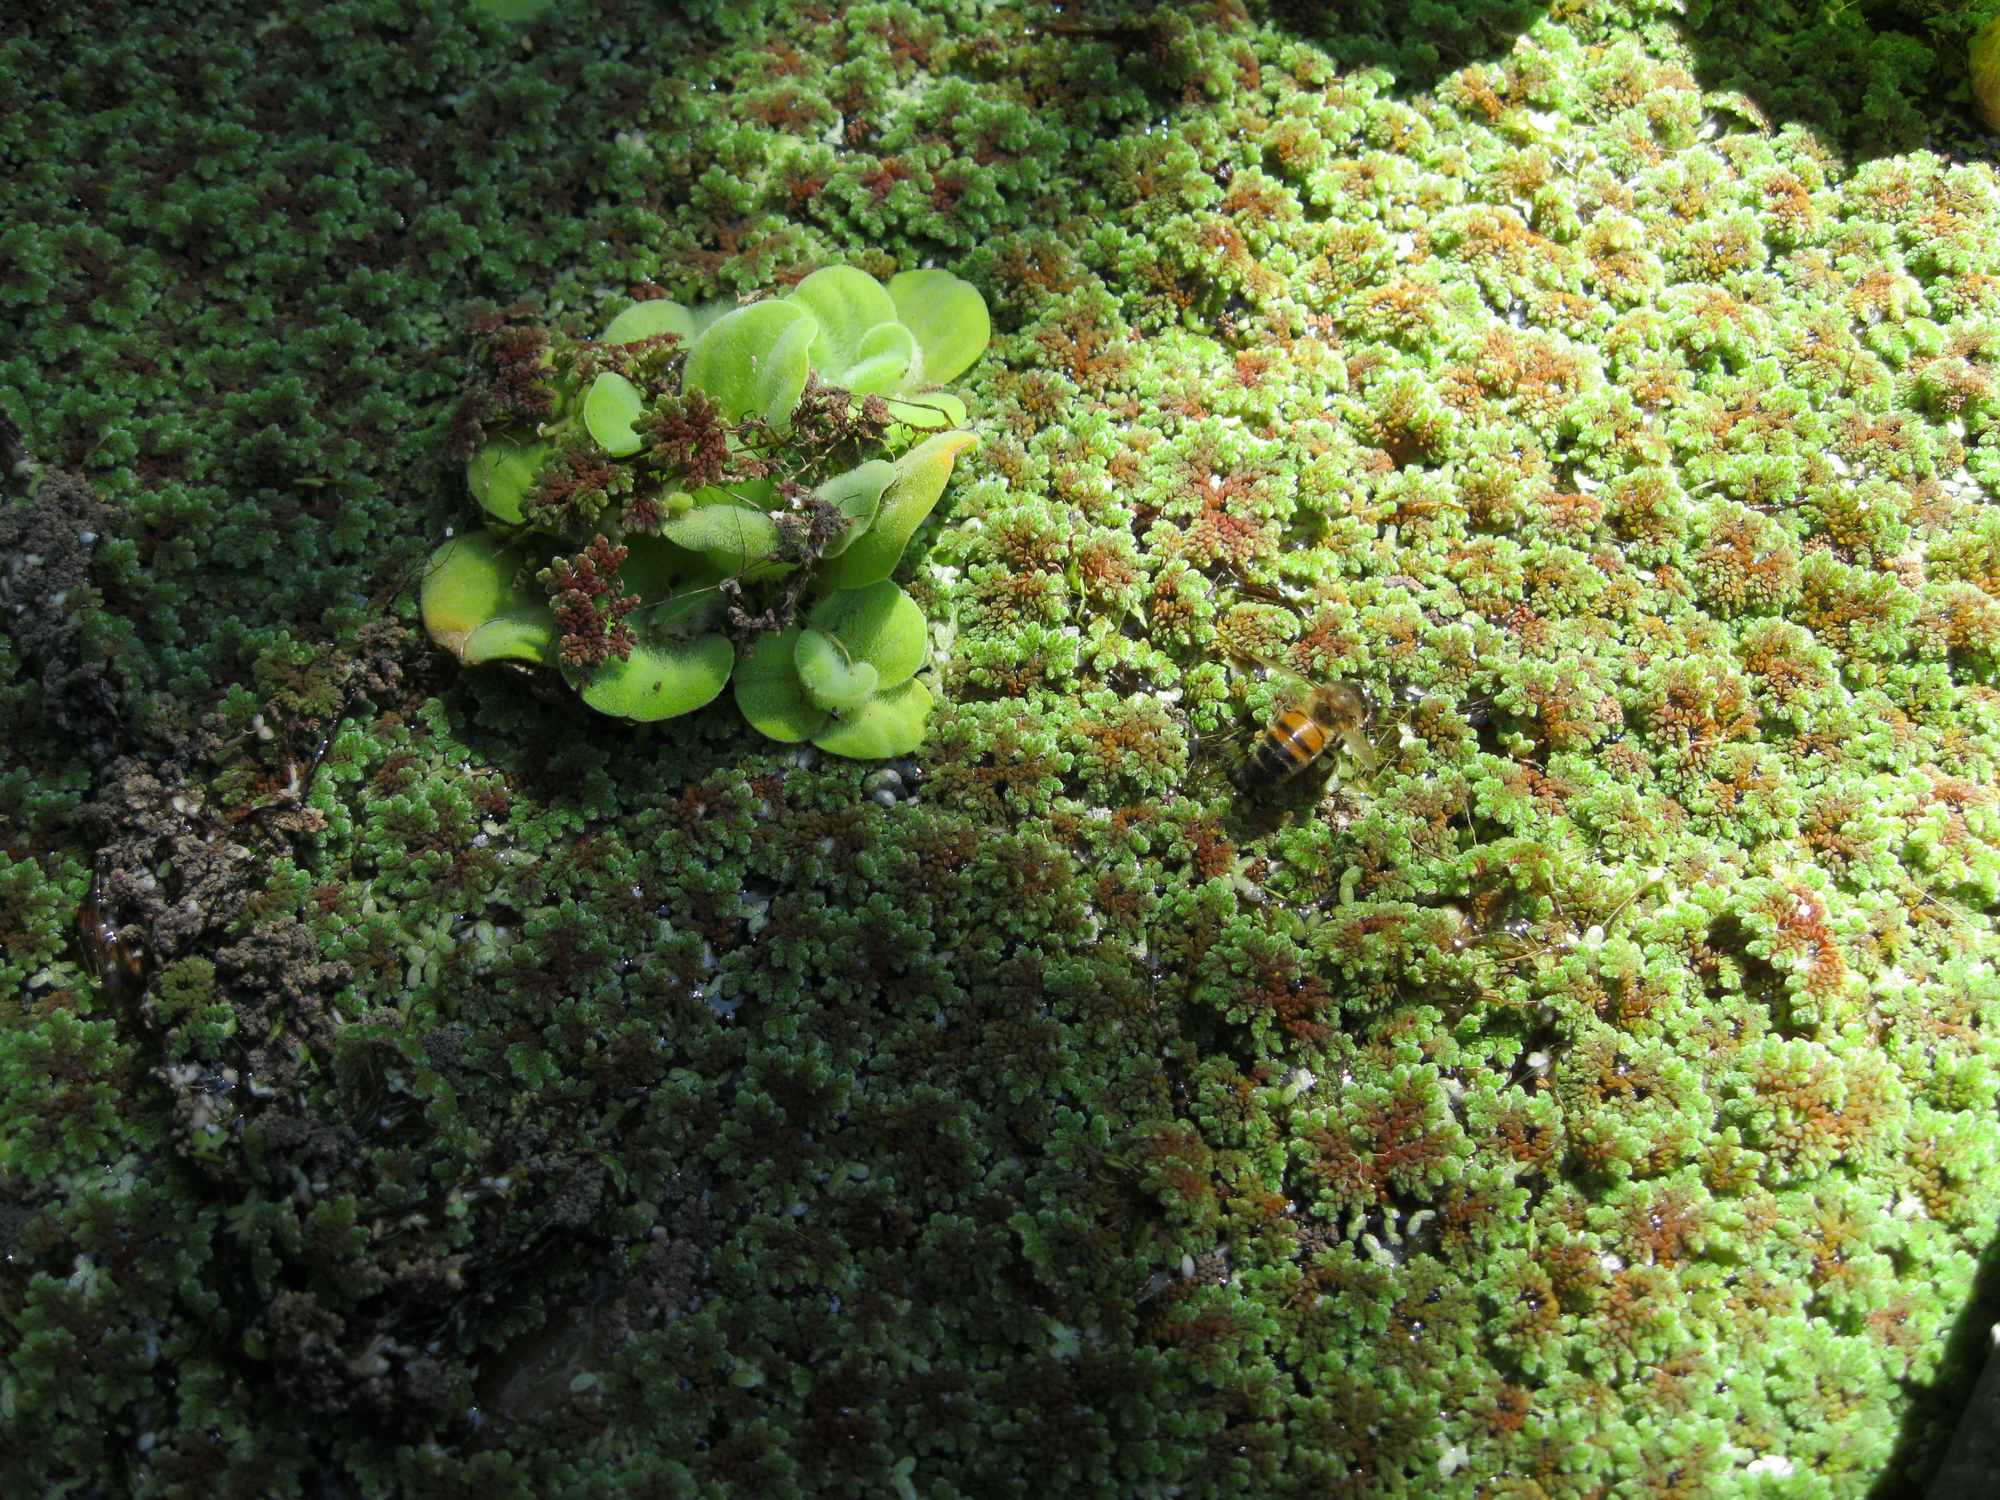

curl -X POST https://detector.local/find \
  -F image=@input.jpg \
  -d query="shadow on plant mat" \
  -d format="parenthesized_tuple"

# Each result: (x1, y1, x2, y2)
(6, 0, 2000, 1495)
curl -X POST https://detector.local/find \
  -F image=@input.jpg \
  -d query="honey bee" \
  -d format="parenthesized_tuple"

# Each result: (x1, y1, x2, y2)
(77, 863, 146, 1003)
(1241, 678, 1378, 791)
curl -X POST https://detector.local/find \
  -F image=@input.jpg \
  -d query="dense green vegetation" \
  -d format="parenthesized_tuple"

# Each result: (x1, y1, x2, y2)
(5, 2, 2000, 1494)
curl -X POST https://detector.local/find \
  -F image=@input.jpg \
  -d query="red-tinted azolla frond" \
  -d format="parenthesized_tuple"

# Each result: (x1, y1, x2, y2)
(539, 535, 638, 670)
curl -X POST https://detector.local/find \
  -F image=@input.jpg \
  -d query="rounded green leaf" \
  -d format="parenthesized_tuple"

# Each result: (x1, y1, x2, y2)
(887, 269, 990, 387)
(763, 315, 820, 425)
(618, 533, 705, 601)
(421, 531, 541, 662)
(734, 628, 829, 743)
(683, 300, 816, 427)
(717, 477, 777, 509)
(576, 593, 733, 722)
(813, 677, 933, 759)
(583, 371, 646, 457)
(603, 299, 695, 345)
(808, 580, 928, 688)
(816, 430, 977, 591)
(658, 500, 782, 573)
(794, 628, 880, 713)
(815, 459, 894, 558)
(786, 266, 914, 393)
(460, 607, 557, 666)
(578, 637, 733, 722)
(841, 321, 919, 396)
(466, 435, 551, 525)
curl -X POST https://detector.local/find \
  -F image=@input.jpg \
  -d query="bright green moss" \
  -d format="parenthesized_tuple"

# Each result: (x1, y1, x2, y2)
(8, 0, 2000, 1496)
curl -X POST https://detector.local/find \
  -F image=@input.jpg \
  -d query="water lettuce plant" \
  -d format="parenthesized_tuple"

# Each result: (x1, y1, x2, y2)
(422, 264, 988, 755)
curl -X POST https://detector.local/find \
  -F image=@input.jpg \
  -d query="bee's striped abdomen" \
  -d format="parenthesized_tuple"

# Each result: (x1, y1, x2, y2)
(1244, 708, 1330, 788)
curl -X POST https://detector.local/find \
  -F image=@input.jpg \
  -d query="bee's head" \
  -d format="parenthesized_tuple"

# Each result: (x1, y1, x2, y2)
(1313, 679, 1373, 730)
